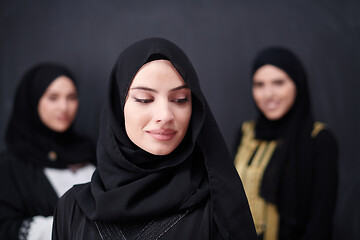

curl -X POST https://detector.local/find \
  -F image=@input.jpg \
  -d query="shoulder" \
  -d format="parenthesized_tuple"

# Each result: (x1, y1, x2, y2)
(0, 150, 41, 179)
(57, 184, 88, 212)
(233, 121, 254, 147)
(0, 150, 22, 175)
(241, 120, 255, 131)
(232, 120, 256, 158)
(53, 184, 89, 239)
(235, 120, 255, 138)
(240, 120, 256, 140)
(312, 123, 338, 149)
(312, 124, 338, 165)
(0, 150, 34, 168)
(0, 150, 15, 165)
(54, 184, 88, 229)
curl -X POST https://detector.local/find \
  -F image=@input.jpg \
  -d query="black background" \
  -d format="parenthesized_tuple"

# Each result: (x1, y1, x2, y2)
(0, 0, 359, 238)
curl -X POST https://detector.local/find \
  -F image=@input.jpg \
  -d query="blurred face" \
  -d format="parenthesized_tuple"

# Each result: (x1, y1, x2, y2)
(252, 64, 297, 120)
(124, 59, 192, 155)
(38, 76, 79, 132)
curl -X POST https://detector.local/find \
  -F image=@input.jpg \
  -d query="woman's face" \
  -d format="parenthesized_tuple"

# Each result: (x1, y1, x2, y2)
(38, 76, 79, 132)
(124, 59, 192, 155)
(252, 64, 297, 121)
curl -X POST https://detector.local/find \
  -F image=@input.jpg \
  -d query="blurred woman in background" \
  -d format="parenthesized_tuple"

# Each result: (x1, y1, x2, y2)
(0, 63, 96, 240)
(233, 47, 338, 240)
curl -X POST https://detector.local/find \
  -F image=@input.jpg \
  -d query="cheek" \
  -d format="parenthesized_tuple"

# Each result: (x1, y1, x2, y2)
(174, 106, 192, 128)
(69, 101, 79, 116)
(252, 89, 262, 106)
(284, 85, 297, 105)
(124, 103, 148, 134)
(125, 103, 139, 122)
(38, 100, 52, 120)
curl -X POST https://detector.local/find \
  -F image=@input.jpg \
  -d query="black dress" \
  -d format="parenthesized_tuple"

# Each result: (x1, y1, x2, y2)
(0, 151, 58, 239)
(53, 38, 257, 240)
(53, 184, 218, 239)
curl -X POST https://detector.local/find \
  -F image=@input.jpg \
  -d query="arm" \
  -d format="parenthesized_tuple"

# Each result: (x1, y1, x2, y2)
(52, 204, 62, 240)
(52, 189, 76, 240)
(0, 154, 27, 239)
(0, 152, 56, 240)
(301, 129, 338, 240)
(26, 216, 53, 240)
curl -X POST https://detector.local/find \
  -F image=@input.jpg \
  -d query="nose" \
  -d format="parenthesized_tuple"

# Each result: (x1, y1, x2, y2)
(263, 86, 274, 98)
(155, 100, 174, 124)
(58, 98, 69, 112)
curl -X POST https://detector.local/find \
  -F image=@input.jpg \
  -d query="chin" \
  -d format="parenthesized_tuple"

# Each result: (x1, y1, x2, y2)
(265, 114, 283, 121)
(148, 149, 173, 156)
(50, 124, 71, 133)
(144, 145, 176, 156)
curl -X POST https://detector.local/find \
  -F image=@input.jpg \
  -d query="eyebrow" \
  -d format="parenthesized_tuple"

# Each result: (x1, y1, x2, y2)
(130, 84, 189, 93)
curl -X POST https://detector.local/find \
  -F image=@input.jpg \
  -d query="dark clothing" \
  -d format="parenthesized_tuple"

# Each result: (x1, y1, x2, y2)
(5, 63, 95, 169)
(53, 184, 218, 240)
(53, 38, 257, 240)
(233, 47, 339, 239)
(0, 63, 96, 239)
(0, 151, 58, 239)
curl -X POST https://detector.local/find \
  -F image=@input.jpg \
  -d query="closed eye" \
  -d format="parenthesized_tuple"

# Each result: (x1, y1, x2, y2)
(134, 97, 153, 103)
(253, 82, 264, 88)
(273, 79, 285, 86)
(47, 94, 59, 101)
(171, 97, 189, 103)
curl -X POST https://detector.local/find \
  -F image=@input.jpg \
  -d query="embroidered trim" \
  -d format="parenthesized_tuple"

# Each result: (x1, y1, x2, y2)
(18, 218, 33, 240)
(95, 209, 190, 240)
(311, 121, 326, 138)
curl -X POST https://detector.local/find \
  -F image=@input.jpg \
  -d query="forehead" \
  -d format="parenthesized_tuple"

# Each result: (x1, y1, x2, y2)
(253, 64, 291, 80)
(45, 76, 76, 92)
(131, 60, 185, 86)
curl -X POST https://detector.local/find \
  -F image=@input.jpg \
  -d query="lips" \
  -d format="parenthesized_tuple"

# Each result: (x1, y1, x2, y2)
(56, 115, 70, 122)
(147, 128, 177, 141)
(263, 101, 280, 111)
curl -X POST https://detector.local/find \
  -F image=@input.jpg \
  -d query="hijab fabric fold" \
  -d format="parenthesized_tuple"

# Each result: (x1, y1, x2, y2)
(252, 47, 315, 233)
(75, 38, 256, 239)
(5, 63, 96, 169)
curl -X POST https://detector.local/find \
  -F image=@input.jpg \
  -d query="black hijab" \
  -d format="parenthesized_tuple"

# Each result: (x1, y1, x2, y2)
(75, 38, 256, 239)
(252, 47, 315, 232)
(5, 63, 96, 169)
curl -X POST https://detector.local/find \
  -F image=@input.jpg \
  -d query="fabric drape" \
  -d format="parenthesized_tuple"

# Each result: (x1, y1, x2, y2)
(74, 38, 257, 239)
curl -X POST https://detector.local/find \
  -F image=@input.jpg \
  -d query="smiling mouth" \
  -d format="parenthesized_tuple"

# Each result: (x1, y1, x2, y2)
(147, 129, 177, 141)
(263, 102, 280, 111)
(57, 116, 70, 122)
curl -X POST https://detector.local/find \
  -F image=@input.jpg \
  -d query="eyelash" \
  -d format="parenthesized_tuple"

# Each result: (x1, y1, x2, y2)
(274, 81, 284, 86)
(253, 83, 263, 88)
(48, 96, 58, 101)
(171, 97, 189, 103)
(48, 95, 78, 101)
(133, 97, 189, 104)
(134, 98, 153, 103)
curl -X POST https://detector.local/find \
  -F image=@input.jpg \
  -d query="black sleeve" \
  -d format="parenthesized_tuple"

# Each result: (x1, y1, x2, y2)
(301, 129, 338, 240)
(232, 126, 243, 160)
(0, 153, 27, 240)
(52, 189, 77, 240)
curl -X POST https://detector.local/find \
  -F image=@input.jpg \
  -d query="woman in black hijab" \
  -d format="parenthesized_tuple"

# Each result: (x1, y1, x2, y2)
(0, 63, 96, 239)
(52, 38, 257, 240)
(233, 47, 338, 240)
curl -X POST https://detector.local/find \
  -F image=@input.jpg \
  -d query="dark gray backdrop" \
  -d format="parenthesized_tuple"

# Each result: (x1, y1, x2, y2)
(1, 0, 359, 238)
